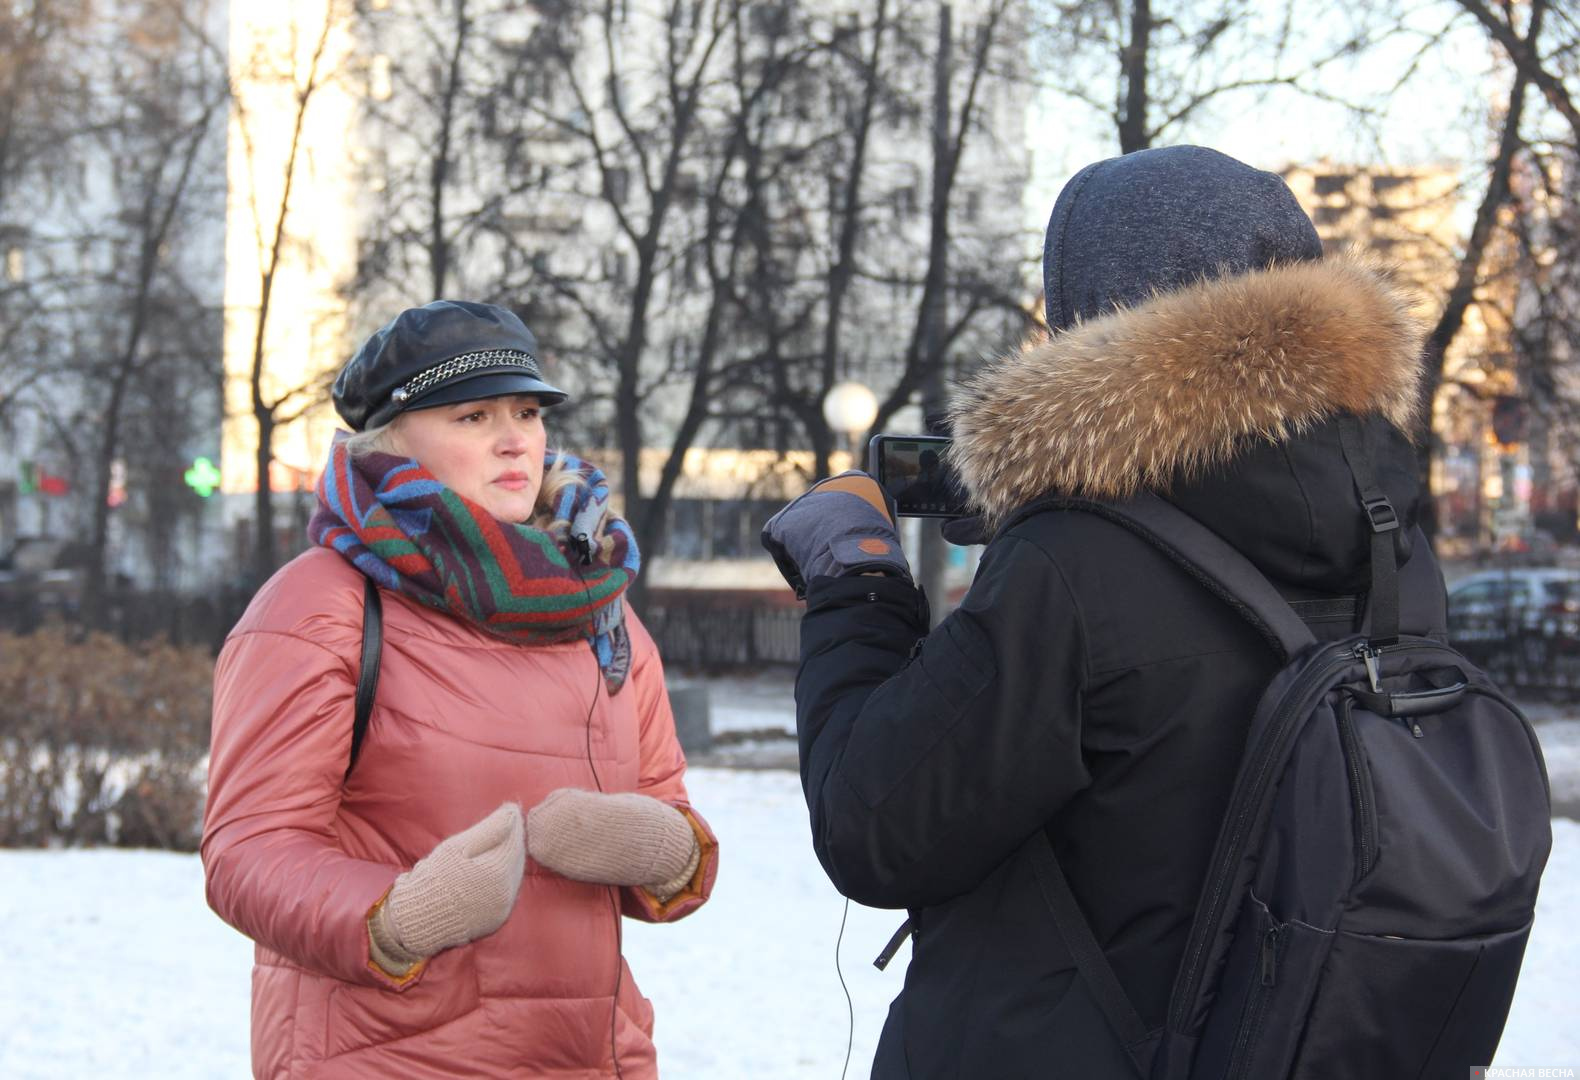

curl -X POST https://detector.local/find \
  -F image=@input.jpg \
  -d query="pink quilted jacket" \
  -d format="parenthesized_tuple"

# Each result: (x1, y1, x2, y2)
(203, 548, 718, 1078)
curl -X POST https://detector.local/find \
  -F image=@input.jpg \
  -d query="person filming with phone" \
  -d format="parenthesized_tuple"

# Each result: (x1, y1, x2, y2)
(759, 146, 1472, 1077)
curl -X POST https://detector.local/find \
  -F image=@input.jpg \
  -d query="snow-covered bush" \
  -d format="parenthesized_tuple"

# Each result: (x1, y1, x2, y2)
(0, 628, 211, 850)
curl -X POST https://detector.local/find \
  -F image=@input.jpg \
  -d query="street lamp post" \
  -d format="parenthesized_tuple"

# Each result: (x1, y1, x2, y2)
(822, 380, 878, 470)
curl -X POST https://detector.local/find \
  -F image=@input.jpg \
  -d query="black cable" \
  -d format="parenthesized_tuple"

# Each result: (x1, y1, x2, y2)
(835, 896, 855, 1080)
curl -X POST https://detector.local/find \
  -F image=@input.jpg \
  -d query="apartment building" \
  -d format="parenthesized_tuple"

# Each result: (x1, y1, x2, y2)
(1283, 161, 1527, 547)
(0, 1, 231, 591)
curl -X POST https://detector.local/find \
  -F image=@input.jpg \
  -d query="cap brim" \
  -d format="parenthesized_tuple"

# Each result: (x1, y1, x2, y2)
(405, 371, 569, 412)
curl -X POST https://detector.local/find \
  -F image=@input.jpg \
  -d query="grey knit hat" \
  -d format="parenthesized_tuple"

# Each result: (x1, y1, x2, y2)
(1043, 145, 1323, 332)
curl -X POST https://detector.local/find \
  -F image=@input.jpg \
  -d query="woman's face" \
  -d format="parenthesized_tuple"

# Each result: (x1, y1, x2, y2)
(389, 394, 546, 522)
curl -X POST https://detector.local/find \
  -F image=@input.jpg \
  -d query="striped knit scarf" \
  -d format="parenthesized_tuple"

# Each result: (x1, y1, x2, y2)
(308, 435, 640, 693)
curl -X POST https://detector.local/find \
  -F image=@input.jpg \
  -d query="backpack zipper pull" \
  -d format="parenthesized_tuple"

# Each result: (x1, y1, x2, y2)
(1354, 642, 1383, 693)
(1261, 924, 1281, 987)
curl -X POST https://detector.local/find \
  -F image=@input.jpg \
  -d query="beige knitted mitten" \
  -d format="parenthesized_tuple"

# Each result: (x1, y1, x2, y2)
(527, 789, 702, 900)
(368, 802, 526, 976)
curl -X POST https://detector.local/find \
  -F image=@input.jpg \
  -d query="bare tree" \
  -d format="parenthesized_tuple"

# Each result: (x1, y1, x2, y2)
(1033, 0, 1383, 153)
(351, 0, 566, 310)
(868, 0, 1027, 438)
(74, 0, 229, 604)
(480, 0, 743, 599)
(1453, 0, 1580, 146)
(734, 0, 1031, 472)
(231, 2, 345, 583)
(342, 0, 1027, 607)
(1333, 0, 1580, 537)
(0, 3, 94, 445)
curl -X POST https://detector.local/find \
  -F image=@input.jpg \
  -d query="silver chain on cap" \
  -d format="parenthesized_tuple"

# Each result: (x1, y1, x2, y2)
(390, 349, 543, 406)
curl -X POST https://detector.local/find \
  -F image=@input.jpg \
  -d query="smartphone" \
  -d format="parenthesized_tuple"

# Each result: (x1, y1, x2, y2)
(868, 434, 971, 518)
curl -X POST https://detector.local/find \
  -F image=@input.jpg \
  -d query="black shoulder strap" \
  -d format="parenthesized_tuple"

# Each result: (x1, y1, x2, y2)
(1027, 832, 1153, 1076)
(1336, 415, 1401, 647)
(1034, 492, 1318, 661)
(348, 575, 383, 779)
(1014, 491, 1318, 1074)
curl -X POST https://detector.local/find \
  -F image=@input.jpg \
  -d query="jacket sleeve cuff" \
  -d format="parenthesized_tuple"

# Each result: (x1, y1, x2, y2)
(364, 890, 427, 988)
(628, 807, 717, 922)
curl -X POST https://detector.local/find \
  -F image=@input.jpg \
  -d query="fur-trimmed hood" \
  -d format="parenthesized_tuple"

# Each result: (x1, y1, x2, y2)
(950, 255, 1428, 529)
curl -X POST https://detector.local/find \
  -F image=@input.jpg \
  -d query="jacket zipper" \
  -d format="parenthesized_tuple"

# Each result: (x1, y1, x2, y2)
(1336, 696, 1377, 882)
(1168, 637, 1442, 1032)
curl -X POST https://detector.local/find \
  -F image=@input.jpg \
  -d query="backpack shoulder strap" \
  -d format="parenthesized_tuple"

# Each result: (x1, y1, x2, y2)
(1027, 831, 1154, 1076)
(348, 575, 383, 779)
(1013, 490, 1319, 1074)
(1028, 491, 1318, 661)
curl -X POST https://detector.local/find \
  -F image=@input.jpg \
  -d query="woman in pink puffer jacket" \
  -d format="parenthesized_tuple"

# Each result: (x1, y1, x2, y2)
(203, 302, 717, 1078)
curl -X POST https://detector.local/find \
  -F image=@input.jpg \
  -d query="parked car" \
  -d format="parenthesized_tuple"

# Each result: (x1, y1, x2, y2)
(0, 537, 91, 621)
(1447, 567, 1580, 677)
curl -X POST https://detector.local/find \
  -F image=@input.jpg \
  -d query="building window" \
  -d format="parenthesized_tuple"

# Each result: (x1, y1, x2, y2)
(1312, 174, 1351, 197)
(750, 2, 789, 37)
(668, 499, 707, 559)
(5, 247, 23, 282)
(603, 248, 629, 283)
(604, 166, 630, 207)
(665, 497, 787, 559)
(962, 187, 981, 223)
(883, 92, 921, 130)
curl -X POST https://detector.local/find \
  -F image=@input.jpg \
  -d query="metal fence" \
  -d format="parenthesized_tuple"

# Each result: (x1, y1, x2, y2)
(1447, 612, 1580, 699)
(642, 600, 801, 668)
(12, 582, 1580, 693)
(0, 584, 252, 652)
(0, 581, 803, 668)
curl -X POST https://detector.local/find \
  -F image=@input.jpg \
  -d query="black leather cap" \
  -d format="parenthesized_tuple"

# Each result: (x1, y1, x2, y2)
(332, 300, 569, 431)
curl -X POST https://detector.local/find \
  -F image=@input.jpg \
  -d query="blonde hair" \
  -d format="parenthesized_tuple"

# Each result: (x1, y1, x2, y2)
(345, 417, 602, 539)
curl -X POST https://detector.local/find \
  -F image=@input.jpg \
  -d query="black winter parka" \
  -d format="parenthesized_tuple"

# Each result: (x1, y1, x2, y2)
(791, 256, 1448, 1078)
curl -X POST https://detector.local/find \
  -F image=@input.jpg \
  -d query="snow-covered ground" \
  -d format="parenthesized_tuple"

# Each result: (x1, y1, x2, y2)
(1, 767, 1577, 1078)
(3, 673, 1578, 1078)
(687, 670, 800, 738)
(0, 769, 911, 1079)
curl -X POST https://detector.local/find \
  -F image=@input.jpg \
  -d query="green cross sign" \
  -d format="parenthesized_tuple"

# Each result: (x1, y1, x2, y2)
(185, 456, 221, 498)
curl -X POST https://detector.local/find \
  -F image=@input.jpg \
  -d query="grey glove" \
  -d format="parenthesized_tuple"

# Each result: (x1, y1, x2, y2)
(761, 471, 912, 597)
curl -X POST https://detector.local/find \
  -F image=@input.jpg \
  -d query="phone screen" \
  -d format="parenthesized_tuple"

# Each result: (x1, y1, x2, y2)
(869, 435, 970, 518)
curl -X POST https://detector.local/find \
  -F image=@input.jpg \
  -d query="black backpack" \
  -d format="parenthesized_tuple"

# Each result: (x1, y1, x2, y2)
(1028, 421, 1553, 1079)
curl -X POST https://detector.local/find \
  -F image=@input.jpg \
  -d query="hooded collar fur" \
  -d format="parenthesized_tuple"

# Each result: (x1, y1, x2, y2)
(949, 255, 1428, 529)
